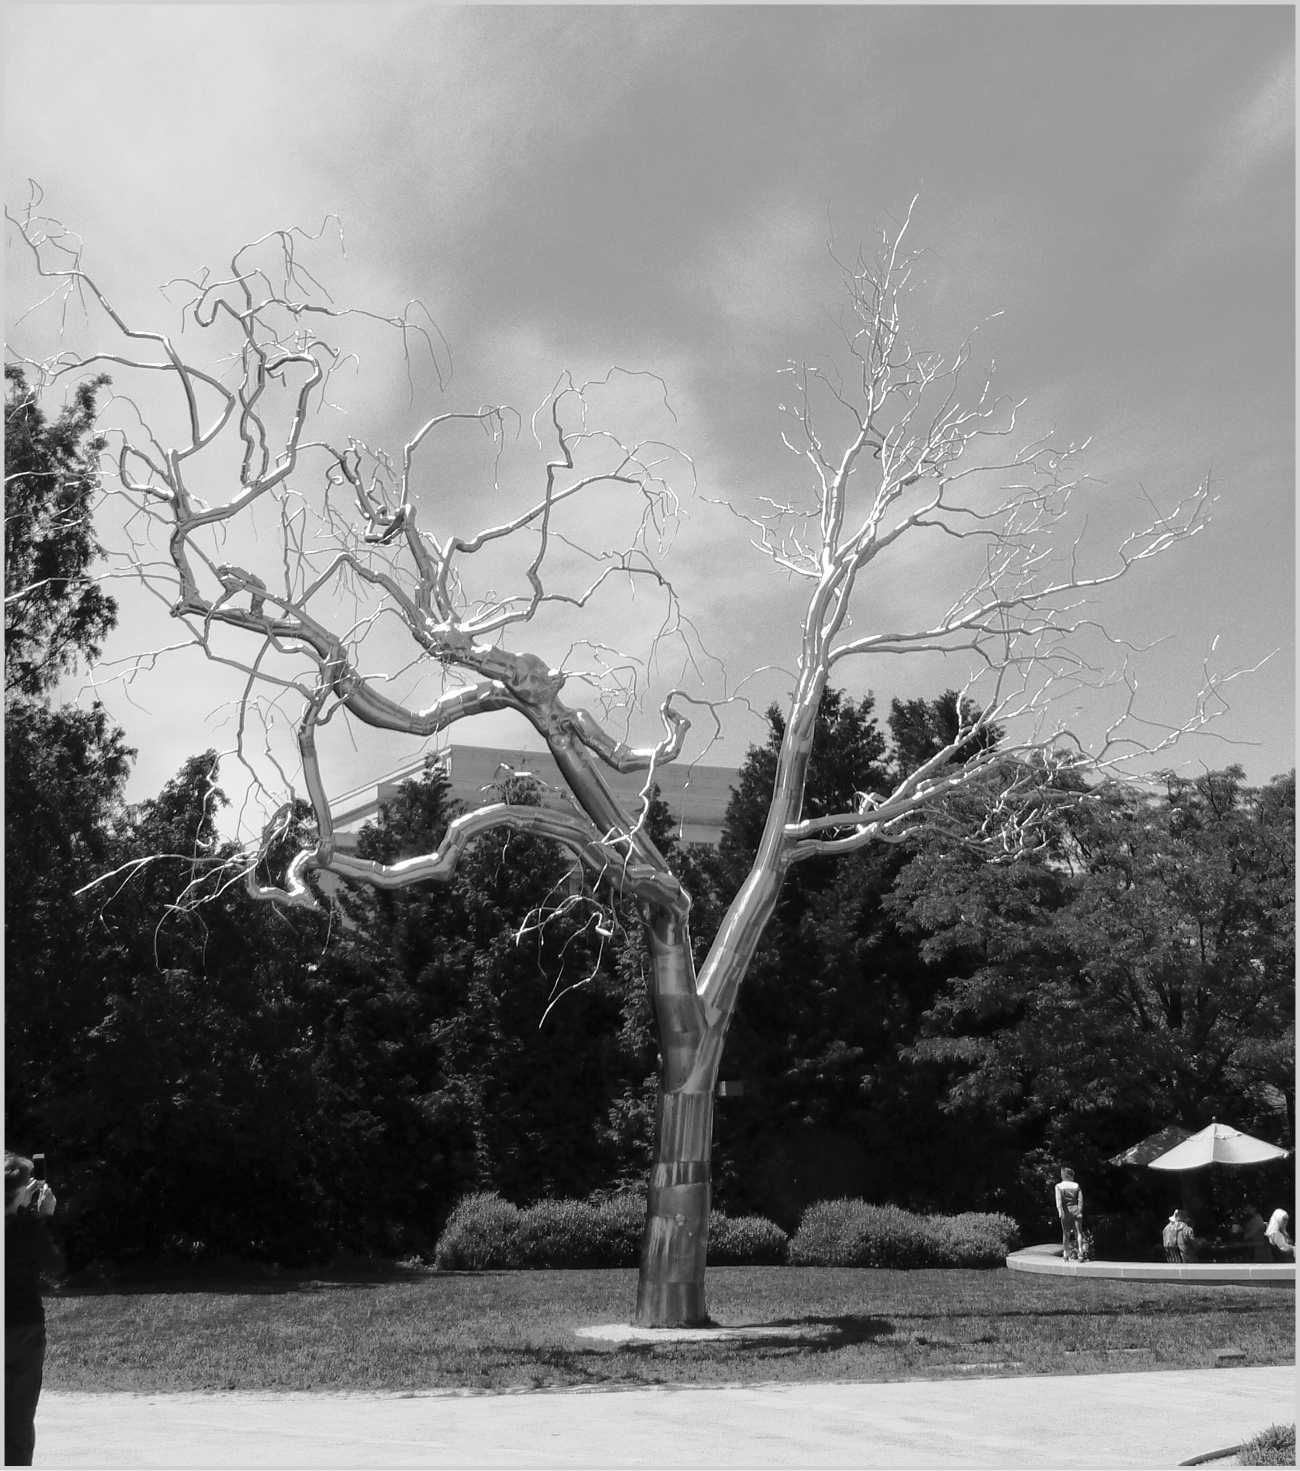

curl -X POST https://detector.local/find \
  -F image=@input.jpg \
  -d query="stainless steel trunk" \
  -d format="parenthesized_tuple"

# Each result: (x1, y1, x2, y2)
(634, 1087, 715, 1327)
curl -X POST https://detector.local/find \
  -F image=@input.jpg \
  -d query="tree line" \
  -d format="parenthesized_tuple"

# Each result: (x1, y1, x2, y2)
(5, 368, 1293, 1272)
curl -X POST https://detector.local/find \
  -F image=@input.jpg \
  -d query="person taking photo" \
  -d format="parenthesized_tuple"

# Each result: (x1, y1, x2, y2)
(5, 1154, 63, 1467)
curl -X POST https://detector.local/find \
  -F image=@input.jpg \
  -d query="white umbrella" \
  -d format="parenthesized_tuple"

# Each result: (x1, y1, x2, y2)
(1109, 1124, 1194, 1167)
(1148, 1121, 1291, 1171)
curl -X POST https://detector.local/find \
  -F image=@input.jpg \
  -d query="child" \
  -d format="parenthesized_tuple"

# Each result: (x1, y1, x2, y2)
(1054, 1168, 1084, 1260)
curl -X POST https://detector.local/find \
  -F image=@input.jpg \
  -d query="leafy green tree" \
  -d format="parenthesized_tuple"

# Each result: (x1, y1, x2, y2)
(894, 766, 1296, 1185)
(15, 727, 675, 1270)
(4, 365, 117, 698)
(888, 689, 1002, 779)
(325, 764, 673, 1230)
(686, 688, 1018, 1226)
(5, 368, 134, 1153)
(39, 754, 337, 1268)
(4, 701, 132, 1144)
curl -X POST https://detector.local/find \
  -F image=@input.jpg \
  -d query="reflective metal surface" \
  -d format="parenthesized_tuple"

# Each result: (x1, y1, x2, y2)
(13, 209, 1181, 1330)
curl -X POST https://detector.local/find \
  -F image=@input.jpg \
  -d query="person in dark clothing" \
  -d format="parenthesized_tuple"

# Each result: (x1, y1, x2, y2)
(6, 1154, 63, 1467)
(1240, 1204, 1272, 1263)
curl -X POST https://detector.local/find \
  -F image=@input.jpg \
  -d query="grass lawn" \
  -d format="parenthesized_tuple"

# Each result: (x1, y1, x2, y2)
(43, 1266, 1294, 1394)
(1238, 1423, 1297, 1466)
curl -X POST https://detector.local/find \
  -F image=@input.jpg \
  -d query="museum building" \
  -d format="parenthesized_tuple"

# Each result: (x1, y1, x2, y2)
(328, 744, 737, 851)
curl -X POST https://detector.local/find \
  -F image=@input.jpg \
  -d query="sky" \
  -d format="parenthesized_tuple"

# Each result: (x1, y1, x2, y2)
(5, 5, 1295, 841)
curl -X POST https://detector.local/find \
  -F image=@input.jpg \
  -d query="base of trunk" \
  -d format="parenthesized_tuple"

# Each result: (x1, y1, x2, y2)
(633, 1278, 708, 1329)
(633, 1091, 713, 1327)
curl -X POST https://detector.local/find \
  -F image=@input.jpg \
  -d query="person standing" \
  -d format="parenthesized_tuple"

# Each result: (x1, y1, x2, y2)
(5, 1154, 63, 1467)
(1054, 1168, 1084, 1260)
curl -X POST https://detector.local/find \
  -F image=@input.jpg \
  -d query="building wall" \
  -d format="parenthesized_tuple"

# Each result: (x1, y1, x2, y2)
(330, 745, 737, 851)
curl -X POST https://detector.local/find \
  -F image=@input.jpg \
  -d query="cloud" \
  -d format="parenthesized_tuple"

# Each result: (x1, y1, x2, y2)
(1185, 53, 1294, 211)
(697, 197, 831, 335)
(1138, 48, 1294, 288)
(7, 5, 1291, 822)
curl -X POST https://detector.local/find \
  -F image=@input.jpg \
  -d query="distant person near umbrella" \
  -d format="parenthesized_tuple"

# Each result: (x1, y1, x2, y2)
(1162, 1207, 1200, 1263)
(1239, 1205, 1271, 1263)
(1054, 1168, 1084, 1260)
(1265, 1208, 1293, 1260)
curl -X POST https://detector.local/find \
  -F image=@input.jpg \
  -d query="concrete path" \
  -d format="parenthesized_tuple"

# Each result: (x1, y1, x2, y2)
(1007, 1244, 1295, 1288)
(35, 1366, 1295, 1468)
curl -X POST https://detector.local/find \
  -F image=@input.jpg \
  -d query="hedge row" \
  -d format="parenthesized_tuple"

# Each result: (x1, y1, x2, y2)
(709, 1212, 790, 1266)
(433, 1192, 1018, 1270)
(787, 1200, 1020, 1268)
(433, 1193, 642, 1270)
(433, 1192, 788, 1270)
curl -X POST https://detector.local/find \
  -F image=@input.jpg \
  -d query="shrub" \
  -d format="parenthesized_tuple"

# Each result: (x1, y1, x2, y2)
(514, 1195, 643, 1269)
(708, 1212, 788, 1266)
(589, 1193, 649, 1265)
(513, 1198, 599, 1268)
(433, 1192, 788, 1269)
(927, 1212, 1022, 1267)
(435, 1192, 641, 1270)
(788, 1199, 1020, 1268)
(432, 1192, 522, 1270)
(790, 1201, 929, 1268)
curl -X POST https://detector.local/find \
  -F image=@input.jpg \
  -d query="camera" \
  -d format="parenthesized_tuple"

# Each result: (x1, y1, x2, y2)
(20, 1155, 47, 1214)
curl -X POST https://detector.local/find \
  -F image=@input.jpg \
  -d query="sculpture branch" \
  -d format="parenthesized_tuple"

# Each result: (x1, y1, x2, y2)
(7, 196, 1235, 1330)
(246, 788, 688, 921)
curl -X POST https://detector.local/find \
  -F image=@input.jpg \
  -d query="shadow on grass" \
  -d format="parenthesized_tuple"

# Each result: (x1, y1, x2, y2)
(56, 1264, 515, 1297)
(461, 1317, 898, 1389)
(467, 1323, 905, 1388)
(725, 1314, 898, 1352)
(901, 1301, 1284, 1322)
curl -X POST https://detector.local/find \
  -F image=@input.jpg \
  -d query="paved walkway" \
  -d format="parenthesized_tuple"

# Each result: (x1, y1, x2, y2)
(36, 1366, 1296, 1467)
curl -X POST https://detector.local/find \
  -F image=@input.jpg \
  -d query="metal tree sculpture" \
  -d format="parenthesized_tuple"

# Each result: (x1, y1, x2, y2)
(8, 200, 1224, 1326)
